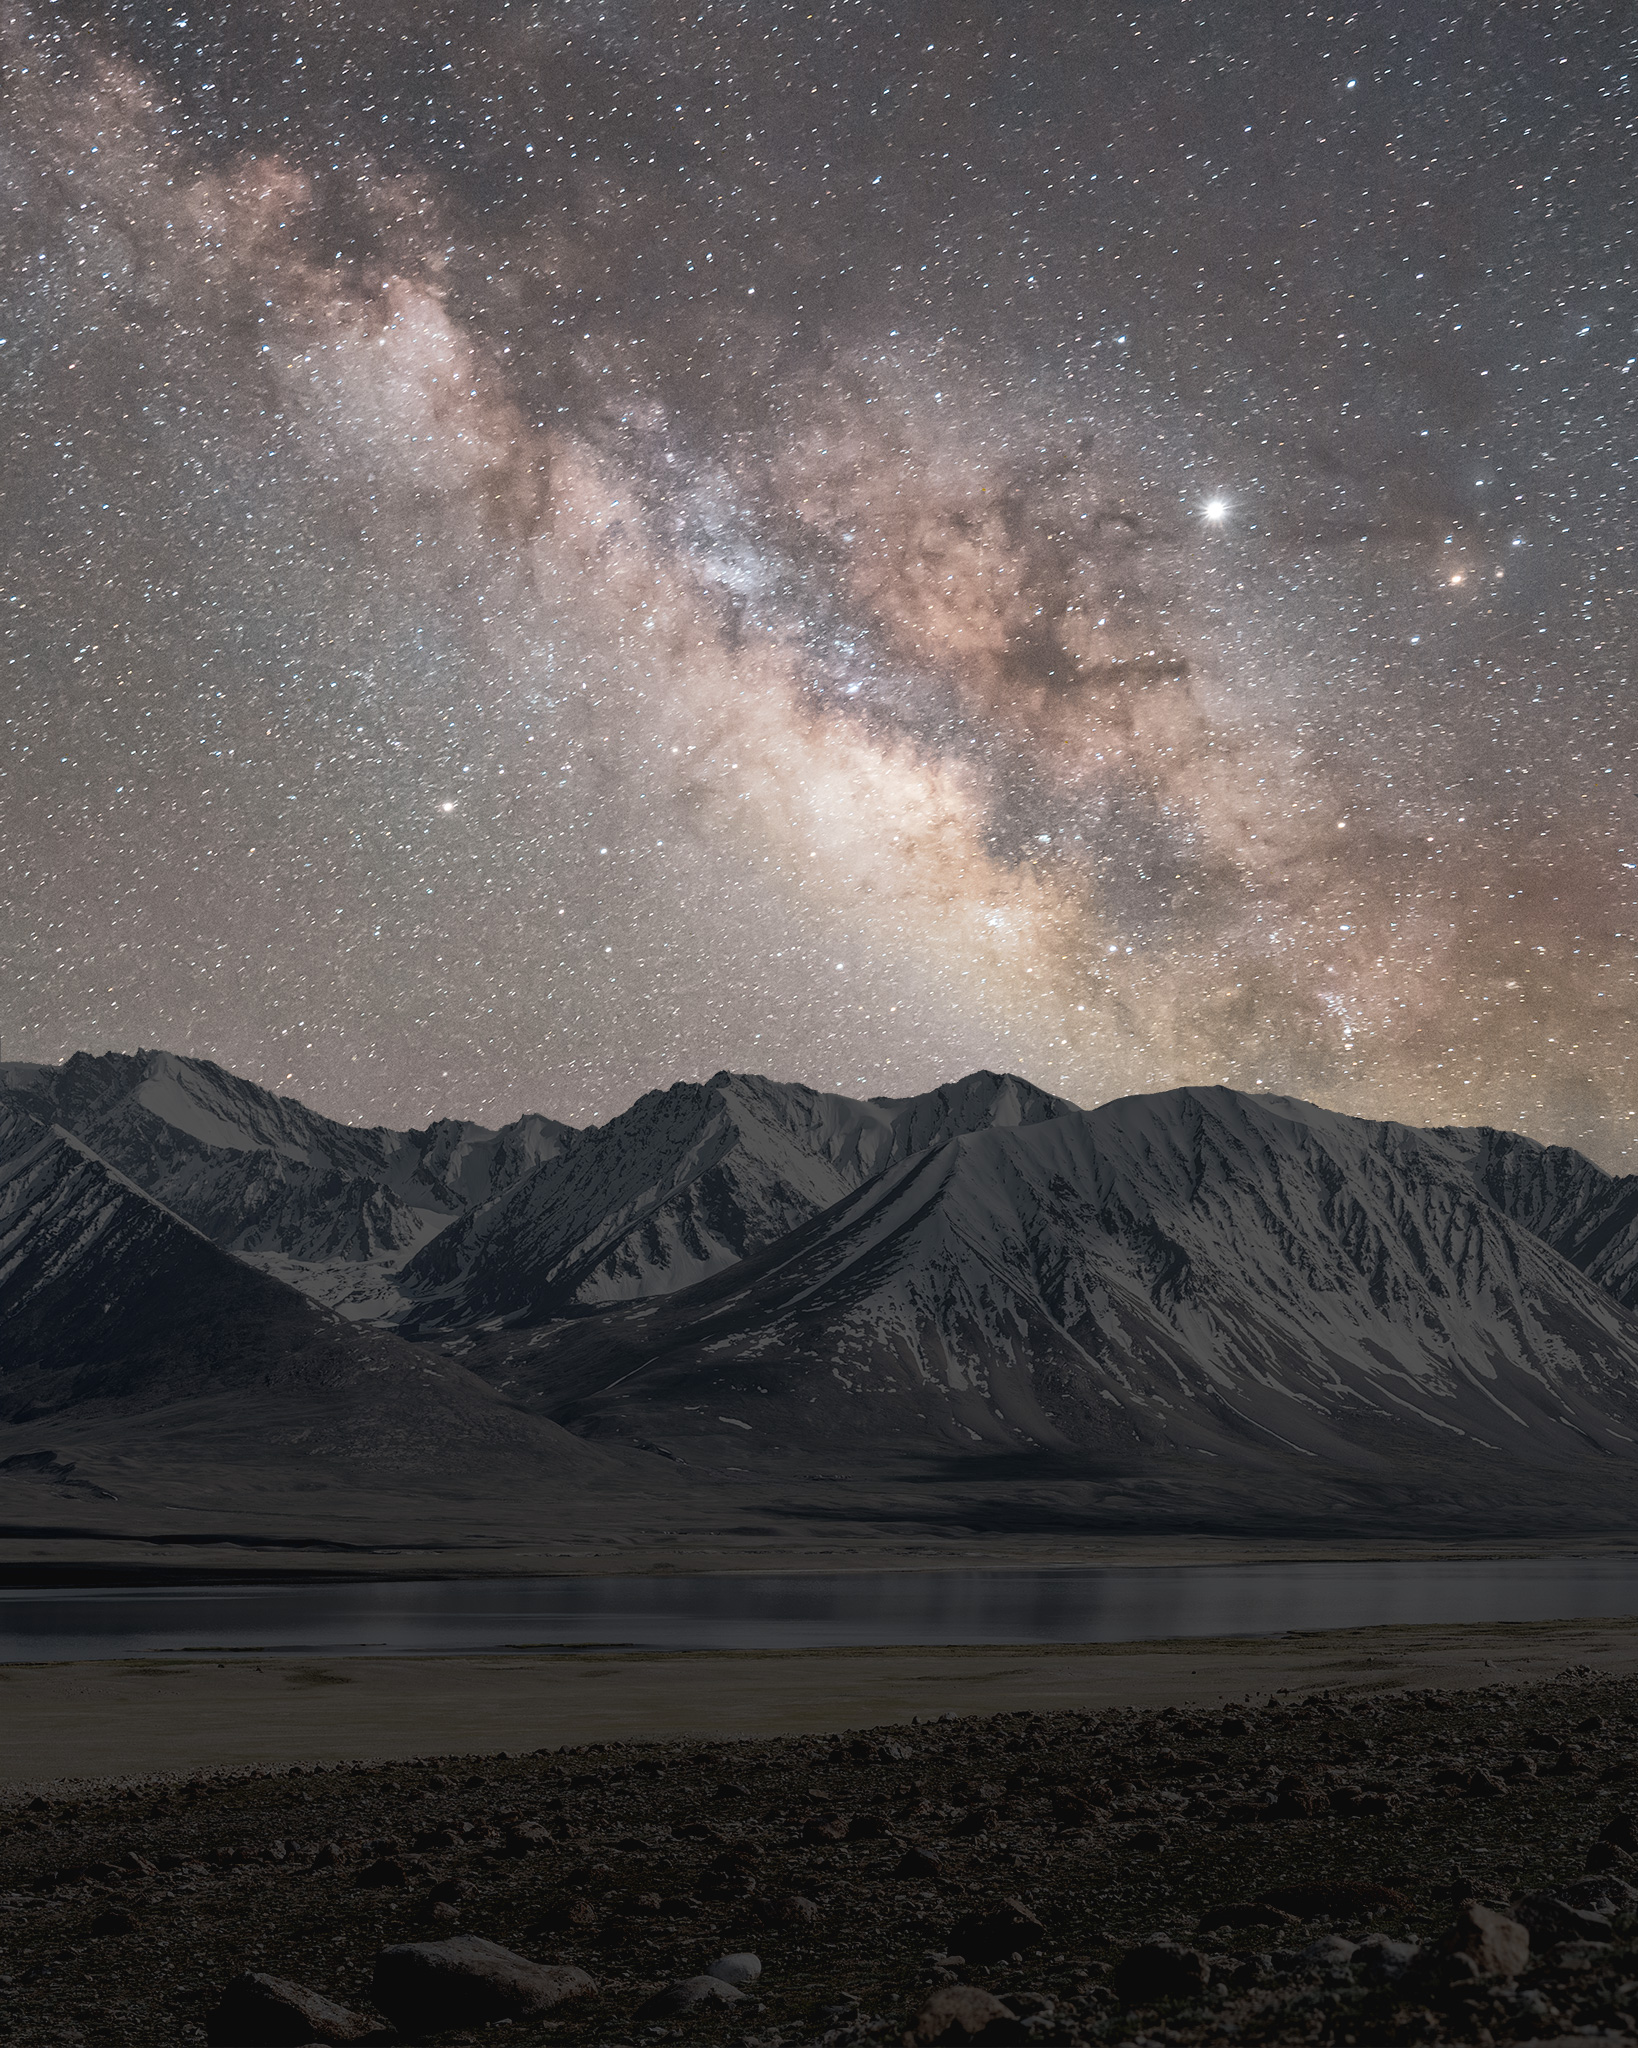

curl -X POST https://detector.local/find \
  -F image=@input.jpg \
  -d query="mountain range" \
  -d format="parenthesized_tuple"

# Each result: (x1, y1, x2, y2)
(4, 1047, 1638, 1545)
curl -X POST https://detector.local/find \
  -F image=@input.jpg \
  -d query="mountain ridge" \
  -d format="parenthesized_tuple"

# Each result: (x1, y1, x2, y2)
(5, 1051, 1638, 1538)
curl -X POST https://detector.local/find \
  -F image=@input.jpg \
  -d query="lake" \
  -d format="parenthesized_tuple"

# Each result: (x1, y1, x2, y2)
(0, 1556, 1635, 1661)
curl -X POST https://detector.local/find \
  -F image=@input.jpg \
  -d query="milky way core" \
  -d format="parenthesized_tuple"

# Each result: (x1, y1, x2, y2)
(2, 3, 1634, 1157)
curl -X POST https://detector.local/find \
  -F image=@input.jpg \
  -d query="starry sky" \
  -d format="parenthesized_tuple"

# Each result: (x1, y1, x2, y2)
(2, 2, 1635, 1160)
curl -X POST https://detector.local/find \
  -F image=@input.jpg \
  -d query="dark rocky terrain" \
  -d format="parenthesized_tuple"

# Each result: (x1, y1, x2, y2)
(2, 1671, 1636, 2047)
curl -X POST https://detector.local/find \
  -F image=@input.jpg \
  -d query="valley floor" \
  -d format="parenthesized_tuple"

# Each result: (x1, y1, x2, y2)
(0, 1638, 1636, 2048)
(0, 1614, 1635, 1790)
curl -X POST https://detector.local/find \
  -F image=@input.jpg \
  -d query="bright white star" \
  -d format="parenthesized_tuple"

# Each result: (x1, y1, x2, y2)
(1203, 497, 1230, 524)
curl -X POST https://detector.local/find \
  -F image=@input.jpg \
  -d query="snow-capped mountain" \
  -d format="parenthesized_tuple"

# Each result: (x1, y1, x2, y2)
(0, 1098, 613, 1482)
(0, 1050, 572, 1315)
(1437, 1124, 1638, 1311)
(398, 1069, 1076, 1326)
(481, 1088, 1638, 1501)
(8, 1047, 1638, 1535)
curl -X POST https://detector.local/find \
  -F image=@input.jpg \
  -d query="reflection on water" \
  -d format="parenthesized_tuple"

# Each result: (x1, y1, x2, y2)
(1, 1557, 1636, 1661)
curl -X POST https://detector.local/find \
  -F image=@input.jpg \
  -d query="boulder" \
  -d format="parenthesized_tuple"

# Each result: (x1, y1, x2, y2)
(1111, 1939, 1210, 2004)
(948, 1898, 1044, 1965)
(372, 1937, 595, 2033)
(705, 1952, 761, 1986)
(204, 1970, 373, 2046)
(1444, 1902, 1530, 1977)
(1602, 1810, 1638, 1853)
(1515, 1893, 1613, 1946)
(632, 1974, 744, 2020)
(905, 1984, 1021, 2044)
(896, 1846, 944, 1881)
(1354, 1933, 1420, 1980)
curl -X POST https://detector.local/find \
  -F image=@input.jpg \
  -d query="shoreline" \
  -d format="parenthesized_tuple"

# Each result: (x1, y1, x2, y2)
(2, 1534, 1637, 1591)
(3, 1611, 1636, 1793)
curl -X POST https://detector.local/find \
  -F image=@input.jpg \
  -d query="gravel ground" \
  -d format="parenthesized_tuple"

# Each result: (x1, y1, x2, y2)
(0, 1669, 1635, 2047)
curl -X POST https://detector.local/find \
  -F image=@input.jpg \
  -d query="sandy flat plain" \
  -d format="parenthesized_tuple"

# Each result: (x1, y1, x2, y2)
(0, 1614, 1634, 1793)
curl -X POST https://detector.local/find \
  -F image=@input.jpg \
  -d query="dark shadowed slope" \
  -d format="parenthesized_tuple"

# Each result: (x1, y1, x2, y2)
(0, 1102, 616, 1496)
(0, 1049, 572, 1316)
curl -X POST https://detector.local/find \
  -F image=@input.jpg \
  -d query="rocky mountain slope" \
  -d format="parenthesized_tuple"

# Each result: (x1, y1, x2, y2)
(467, 1088, 1638, 1530)
(0, 1050, 571, 1316)
(6, 1053, 1638, 1537)
(1440, 1123, 1638, 1311)
(399, 1069, 1076, 1327)
(0, 1098, 617, 1507)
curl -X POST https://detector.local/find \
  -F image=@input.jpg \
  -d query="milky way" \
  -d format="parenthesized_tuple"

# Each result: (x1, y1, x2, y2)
(2, 2, 1635, 1158)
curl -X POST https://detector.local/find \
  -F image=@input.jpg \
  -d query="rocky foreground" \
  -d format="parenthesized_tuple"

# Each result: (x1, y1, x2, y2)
(1, 1671, 1636, 2048)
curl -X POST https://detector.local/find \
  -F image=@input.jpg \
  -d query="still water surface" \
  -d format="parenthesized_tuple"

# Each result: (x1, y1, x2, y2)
(1, 1558, 1636, 1661)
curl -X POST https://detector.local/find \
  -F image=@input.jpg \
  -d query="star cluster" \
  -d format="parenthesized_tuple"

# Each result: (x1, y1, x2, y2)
(2, 1, 1635, 1158)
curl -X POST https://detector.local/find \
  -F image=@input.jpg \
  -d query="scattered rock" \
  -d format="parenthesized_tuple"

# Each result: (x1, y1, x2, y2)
(535, 1896, 598, 1931)
(504, 1821, 555, 1852)
(632, 1973, 745, 2019)
(1196, 1901, 1300, 1935)
(905, 1983, 1020, 2043)
(1288, 1934, 1358, 1971)
(1111, 1938, 1211, 2004)
(801, 1814, 850, 1843)
(1260, 1879, 1407, 1919)
(1512, 2037, 1632, 2048)
(1274, 1786, 1331, 1819)
(760, 1892, 820, 1926)
(948, 1897, 1045, 1965)
(1336, 1787, 1400, 1814)
(204, 1969, 373, 2046)
(950, 1806, 998, 1838)
(372, 1935, 596, 2032)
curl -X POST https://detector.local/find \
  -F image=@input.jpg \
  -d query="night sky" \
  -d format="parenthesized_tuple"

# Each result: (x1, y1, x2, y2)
(2, 2, 1634, 1160)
